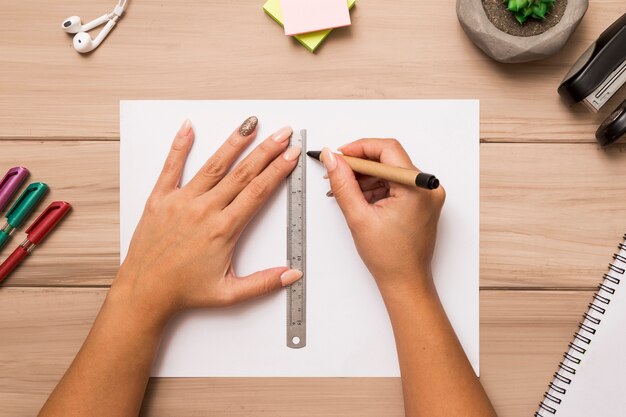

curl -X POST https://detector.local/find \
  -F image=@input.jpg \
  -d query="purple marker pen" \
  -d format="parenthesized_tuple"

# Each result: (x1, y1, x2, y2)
(0, 167, 29, 212)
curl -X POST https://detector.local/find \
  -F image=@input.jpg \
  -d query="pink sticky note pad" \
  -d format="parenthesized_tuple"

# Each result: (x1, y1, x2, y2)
(281, 0, 351, 36)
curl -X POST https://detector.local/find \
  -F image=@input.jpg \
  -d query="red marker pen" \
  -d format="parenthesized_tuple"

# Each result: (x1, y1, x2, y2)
(0, 201, 72, 283)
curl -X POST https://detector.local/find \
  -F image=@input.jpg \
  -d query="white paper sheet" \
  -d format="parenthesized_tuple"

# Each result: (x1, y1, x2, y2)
(120, 100, 480, 377)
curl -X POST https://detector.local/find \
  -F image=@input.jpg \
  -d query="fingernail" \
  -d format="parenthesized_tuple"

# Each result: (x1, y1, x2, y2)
(283, 146, 302, 161)
(178, 119, 192, 138)
(272, 126, 292, 143)
(326, 190, 334, 197)
(321, 147, 337, 172)
(239, 116, 258, 137)
(280, 269, 303, 287)
(322, 174, 329, 179)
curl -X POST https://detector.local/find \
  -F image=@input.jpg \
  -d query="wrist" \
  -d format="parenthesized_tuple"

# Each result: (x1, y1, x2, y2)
(107, 272, 173, 334)
(375, 268, 437, 302)
(378, 277, 442, 327)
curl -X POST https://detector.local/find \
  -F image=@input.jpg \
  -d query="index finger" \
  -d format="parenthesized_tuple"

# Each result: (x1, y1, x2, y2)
(338, 138, 416, 170)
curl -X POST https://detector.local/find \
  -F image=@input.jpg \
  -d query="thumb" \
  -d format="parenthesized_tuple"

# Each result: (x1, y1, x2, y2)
(231, 267, 303, 302)
(322, 148, 368, 226)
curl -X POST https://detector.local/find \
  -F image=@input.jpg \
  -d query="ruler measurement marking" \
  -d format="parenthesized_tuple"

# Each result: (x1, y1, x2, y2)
(286, 129, 306, 349)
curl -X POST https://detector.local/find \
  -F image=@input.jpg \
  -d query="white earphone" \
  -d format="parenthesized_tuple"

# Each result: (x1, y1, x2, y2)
(61, 0, 128, 53)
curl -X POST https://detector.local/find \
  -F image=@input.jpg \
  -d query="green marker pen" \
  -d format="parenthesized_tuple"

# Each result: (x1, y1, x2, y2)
(0, 182, 49, 249)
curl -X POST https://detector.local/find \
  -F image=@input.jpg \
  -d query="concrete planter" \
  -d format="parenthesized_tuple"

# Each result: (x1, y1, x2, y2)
(457, 0, 588, 63)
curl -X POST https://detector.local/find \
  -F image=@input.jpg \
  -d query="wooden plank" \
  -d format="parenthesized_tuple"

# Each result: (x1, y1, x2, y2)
(2, 141, 626, 287)
(0, 142, 118, 286)
(479, 290, 593, 416)
(0, 288, 591, 417)
(1, 0, 624, 142)
(481, 143, 626, 287)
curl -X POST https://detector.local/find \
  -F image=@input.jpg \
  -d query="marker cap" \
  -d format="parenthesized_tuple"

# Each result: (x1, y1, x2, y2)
(25, 201, 72, 245)
(0, 167, 29, 212)
(6, 182, 49, 228)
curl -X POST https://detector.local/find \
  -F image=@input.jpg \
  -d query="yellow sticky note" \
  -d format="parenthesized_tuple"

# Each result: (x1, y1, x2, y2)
(263, 0, 356, 52)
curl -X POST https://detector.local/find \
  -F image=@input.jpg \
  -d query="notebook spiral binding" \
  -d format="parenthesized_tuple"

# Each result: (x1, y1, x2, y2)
(534, 235, 626, 416)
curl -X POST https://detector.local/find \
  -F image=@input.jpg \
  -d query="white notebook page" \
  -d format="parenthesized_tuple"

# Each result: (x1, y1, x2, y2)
(538, 241, 626, 416)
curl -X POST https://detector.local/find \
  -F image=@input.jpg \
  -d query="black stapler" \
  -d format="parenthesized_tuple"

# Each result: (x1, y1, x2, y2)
(558, 12, 626, 146)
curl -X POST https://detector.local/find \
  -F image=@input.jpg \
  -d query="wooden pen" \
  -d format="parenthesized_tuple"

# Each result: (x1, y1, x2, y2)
(306, 150, 439, 190)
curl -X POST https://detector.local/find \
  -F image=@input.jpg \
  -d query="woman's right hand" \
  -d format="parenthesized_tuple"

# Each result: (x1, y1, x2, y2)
(320, 139, 445, 295)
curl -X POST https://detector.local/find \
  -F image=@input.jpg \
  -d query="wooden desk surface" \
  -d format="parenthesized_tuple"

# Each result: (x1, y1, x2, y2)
(1, 0, 625, 415)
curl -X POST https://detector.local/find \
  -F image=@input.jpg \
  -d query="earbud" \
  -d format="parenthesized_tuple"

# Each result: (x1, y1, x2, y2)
(62, 14, 110, 34)
(72, 20, 116, 53)
(61, 0, 127, 53)
(61, 16, 82, 33)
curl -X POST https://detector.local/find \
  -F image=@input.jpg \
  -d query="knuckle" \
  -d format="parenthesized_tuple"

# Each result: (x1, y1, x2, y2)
(162, 157, 177, 174)
(164, 198, 181, 217)
(201, 156, 225, 178)
(219, 289, 237, 306)
(248, 180, 269, 200)
(269, 160, 285, 176)
(346, 211, 366, 230)
(211, 227, 229, 242)
(166, 198, 189, 219)
(258, 139, 275, 155)
(258, 279, 276, 297)
(437, 186, 447, 205)
(231, 163, 255, 184)
(387, 138, 402, 148)
(212, 215, 235, 238)
(145, 196, 160, 213)
(227, 134, 240, 148)
(330, 178, 349, 197)
(171, 142, 185, 152)
(188, 201, 206, 218)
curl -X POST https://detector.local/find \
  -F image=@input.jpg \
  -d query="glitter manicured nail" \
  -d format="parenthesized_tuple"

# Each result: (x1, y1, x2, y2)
(239, 116, 258, 137)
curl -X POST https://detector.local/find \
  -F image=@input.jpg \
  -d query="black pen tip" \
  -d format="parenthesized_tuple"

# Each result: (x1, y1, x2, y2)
(306, 150, 321, 161)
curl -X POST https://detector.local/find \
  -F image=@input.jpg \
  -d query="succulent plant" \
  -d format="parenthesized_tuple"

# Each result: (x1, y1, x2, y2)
(503, 0, 556, 24)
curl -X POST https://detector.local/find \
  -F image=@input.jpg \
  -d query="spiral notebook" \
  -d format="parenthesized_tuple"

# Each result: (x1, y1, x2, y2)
(536, 235, 626, 416)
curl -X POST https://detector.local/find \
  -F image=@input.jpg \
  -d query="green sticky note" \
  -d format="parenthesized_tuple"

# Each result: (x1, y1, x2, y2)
(263, 0, 356, 52)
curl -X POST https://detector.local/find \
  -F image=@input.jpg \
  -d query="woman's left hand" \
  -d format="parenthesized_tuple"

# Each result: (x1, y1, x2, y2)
(111, 117, 303, 326)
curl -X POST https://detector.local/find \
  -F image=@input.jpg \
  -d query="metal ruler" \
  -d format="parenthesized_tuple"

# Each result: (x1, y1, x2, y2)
(286, 129, 306, 349)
